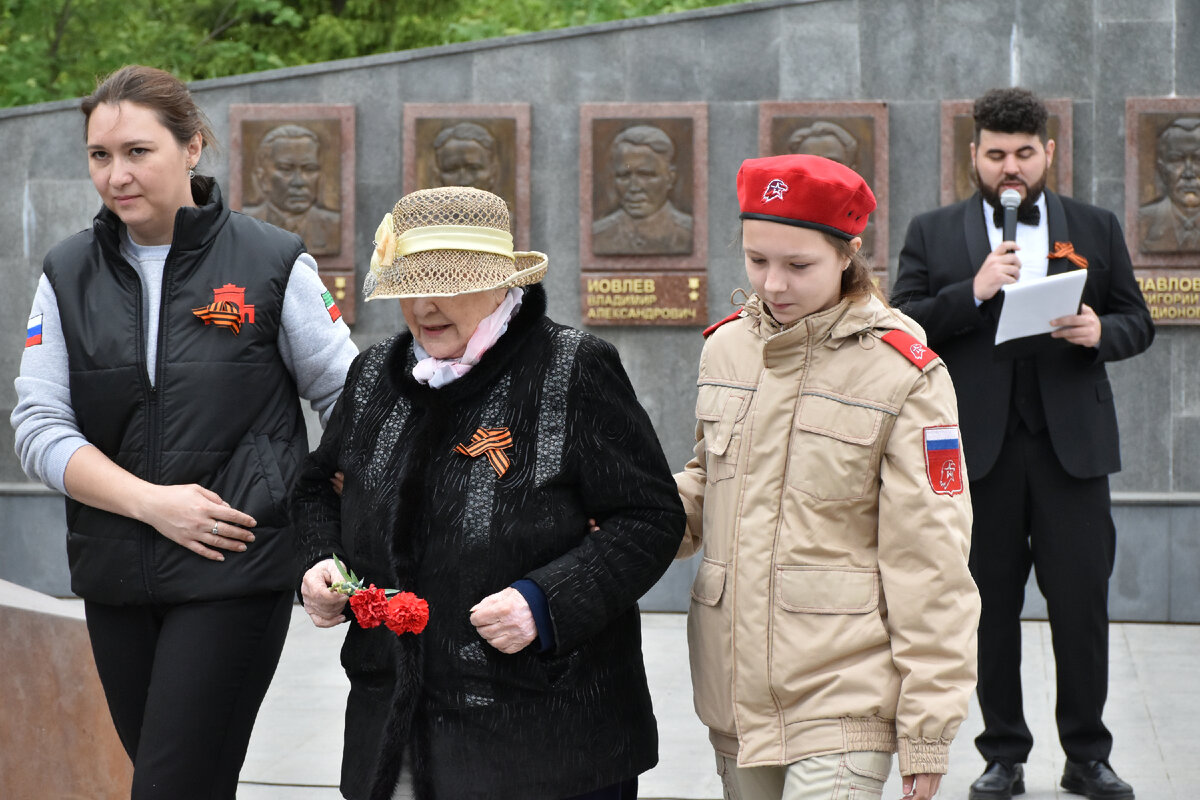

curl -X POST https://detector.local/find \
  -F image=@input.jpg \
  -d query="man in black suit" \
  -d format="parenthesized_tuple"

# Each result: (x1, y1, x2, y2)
(891, 88, 1153, 800)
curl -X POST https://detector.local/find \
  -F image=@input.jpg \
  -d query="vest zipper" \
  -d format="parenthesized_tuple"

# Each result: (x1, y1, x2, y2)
(125, 247, 168, 603)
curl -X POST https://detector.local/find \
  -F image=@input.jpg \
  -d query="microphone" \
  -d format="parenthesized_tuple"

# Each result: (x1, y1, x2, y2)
(1000, 189, 1021, 243)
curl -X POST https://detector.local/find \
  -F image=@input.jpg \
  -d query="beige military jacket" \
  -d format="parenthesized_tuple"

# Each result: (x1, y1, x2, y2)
(675, 292, 980, 776)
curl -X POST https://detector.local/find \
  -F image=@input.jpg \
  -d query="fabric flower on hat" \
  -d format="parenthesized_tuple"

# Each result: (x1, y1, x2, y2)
(370, 213, 398, 274)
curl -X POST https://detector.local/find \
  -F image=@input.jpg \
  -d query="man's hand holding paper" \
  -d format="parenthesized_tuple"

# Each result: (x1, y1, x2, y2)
(1050, 303, 1102, 348)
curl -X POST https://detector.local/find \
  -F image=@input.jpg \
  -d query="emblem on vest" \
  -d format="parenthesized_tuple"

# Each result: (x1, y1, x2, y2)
(762, 179, 789, 203)
(192, 284, 256, 335)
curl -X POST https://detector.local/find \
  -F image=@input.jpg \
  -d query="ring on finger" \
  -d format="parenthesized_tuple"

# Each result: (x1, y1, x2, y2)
(211, 522, 220, 537)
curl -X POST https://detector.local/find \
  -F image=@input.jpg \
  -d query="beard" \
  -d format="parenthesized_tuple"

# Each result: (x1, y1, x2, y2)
(976, 167, 1047, 216)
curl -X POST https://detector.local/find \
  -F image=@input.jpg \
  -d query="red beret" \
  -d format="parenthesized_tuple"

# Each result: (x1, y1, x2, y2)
(737, 154, 876, 239)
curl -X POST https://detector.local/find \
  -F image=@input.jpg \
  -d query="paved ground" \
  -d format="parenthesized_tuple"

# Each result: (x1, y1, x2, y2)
(239, 611, 1199, 799)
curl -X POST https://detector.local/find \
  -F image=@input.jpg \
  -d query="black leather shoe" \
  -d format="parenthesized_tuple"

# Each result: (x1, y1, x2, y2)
(969, 761, 1025, 799)
(1061, 760, 1134, 800)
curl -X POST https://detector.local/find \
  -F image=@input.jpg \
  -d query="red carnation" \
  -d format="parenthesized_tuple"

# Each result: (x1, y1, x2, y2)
(348, 584, 389, 628)
(383, 591, 430, 636)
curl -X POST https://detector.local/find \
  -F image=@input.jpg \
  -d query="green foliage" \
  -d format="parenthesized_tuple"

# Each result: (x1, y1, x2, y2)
(0, 0, 744, 108)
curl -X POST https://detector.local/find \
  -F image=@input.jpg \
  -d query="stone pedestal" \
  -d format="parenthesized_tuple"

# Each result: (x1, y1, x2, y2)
(0, 580, 131, 799)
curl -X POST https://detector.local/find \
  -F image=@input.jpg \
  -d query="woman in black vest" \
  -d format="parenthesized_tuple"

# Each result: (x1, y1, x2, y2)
(294, 186, 685, 800)
(11, 65, 357, 798)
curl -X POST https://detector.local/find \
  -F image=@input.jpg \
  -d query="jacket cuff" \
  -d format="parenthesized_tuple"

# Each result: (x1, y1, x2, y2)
(511, 579, 555, 653)
(897, 737, 950, 775)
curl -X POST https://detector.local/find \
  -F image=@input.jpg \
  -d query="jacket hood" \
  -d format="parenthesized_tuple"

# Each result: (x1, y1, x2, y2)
(741, 291, 928, 347)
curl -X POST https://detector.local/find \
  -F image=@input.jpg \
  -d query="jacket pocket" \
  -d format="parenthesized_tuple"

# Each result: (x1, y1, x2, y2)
(770, 566, 891, 707)
(691, 557, 728, 606)
(787, 392, 889, 500)
(776, 565, 880, 614)
(696, 383, 752, 484)
(688, 558, 737, 735)
(252, 434, 288, 513)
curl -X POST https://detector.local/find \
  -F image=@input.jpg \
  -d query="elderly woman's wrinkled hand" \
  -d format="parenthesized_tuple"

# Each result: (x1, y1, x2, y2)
(302, 558, 349, 628)
(469, 587, 537, 654)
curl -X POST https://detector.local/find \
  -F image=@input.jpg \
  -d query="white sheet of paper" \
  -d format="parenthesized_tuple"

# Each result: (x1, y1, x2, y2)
(994, 269, 1088, 345)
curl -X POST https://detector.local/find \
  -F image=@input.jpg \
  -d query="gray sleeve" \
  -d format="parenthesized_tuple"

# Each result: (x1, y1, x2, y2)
(277, 253, 358, 427)
(10, 275, 89, 495)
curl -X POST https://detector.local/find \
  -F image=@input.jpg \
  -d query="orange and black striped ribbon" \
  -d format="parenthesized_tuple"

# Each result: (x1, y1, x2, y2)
(1050, 241, 1088, 269)
(454, 427, 513, 478)
(192, 300, 243, 335)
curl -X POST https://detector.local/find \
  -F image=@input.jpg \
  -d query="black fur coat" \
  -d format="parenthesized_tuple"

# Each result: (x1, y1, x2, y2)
(292, 285, 685, 799)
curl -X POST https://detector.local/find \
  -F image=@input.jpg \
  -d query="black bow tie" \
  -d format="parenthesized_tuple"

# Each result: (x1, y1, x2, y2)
(992, 202, 1040, 228)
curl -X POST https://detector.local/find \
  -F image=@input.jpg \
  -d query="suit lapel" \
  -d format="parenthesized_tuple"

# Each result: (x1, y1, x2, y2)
(1045, 191, 1073, 276)
(964, 192, 992, 275)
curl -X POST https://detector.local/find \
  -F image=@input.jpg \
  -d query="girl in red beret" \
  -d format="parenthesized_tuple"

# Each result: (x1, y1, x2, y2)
(675, 154, 981, 800)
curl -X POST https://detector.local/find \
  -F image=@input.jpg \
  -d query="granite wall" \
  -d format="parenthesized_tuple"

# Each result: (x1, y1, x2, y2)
(1, 0, 1197, 618)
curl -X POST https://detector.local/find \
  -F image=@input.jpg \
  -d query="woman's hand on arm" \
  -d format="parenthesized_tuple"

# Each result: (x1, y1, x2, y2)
(63, 444, 256, 562)
(469, 587, 536, 654)
(301, 558, 348, 628)
(902, 773, 941, 800)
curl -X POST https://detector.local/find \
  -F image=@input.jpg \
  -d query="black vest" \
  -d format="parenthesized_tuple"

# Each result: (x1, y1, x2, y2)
(44, 179, 308, 604)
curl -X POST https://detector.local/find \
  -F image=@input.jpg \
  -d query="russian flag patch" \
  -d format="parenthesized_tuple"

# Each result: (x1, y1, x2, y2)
(923, 425, 963, 496)
(25, 314, 43, 348)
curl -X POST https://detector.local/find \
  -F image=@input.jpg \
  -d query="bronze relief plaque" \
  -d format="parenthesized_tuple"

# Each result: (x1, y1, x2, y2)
(1125, 98, 1200, 269)
(229, 104, 357, 323)
(403, 103, 531, 251)
(758, 101, 889, 279)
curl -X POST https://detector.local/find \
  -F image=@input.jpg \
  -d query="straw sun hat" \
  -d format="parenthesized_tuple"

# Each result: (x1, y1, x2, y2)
(363, 186, 547, 301)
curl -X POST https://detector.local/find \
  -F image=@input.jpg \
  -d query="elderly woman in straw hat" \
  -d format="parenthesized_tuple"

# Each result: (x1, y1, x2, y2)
(293, 186, 685, 800)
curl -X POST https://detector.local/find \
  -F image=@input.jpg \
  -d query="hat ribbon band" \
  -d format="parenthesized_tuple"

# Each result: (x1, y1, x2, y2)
(394, 225, 515, 260)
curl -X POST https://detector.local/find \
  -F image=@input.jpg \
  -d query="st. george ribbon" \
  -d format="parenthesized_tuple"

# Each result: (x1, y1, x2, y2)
(1001, 188, 1021, 243)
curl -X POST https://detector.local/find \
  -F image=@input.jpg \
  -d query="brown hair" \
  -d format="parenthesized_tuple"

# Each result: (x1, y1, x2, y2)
(829, 233, 888, 306)
(81, 65, 217, 157)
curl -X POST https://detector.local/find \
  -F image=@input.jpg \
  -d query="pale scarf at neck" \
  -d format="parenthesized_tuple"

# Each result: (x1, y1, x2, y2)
(412, 288, 524, 388)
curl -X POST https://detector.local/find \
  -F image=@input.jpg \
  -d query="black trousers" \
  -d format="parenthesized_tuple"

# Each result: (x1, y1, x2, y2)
(84, 591, 293, 800)
(968, 422, 1115, 764)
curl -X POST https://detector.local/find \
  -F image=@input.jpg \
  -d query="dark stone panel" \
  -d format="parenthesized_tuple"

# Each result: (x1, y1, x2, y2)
(1180, 0, 1200, 94)
(1172, 416, 1200, 494)
(858, 0, 942, 99)
(0, 494, 72, 596)
(1097, 0, 1174, 20)
(1093, 22, 1174, 188)
(1068, 100, 1096, 203)
(1109, 335, 1170, 493)
(1110, 505, 1169, 621)
(641, 556, 700, 612)
(778, 20, 862, 100)
(700, 9, 783, 101)
(623, 20, 711, 101)
(1168, 505, 1200, 621)
(1018, 0, 1094, 98)
(886, 101, 942, 274)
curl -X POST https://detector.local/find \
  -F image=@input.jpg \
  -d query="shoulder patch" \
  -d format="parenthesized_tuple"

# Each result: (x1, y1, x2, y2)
(881, 329, 938, 370)
(703, 310, 744, 338)
(25, 314, 43, 348)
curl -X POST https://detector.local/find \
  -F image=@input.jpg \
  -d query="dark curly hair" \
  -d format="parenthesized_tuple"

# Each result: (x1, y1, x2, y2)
(973, 87, 1048, 143)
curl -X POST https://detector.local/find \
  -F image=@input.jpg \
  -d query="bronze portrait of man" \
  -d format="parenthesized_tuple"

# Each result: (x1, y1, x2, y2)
(1138, 117, 1200, 253)
(243, 124, 341, 256)
(432, 122, 500, 192)
(786, 120, 876, 259)
(592, 125, 694, 256)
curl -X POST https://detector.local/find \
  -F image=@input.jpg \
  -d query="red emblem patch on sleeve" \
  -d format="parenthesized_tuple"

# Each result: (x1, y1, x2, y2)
(924, 425, 964, 496)
(882, 329, 938, 370)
